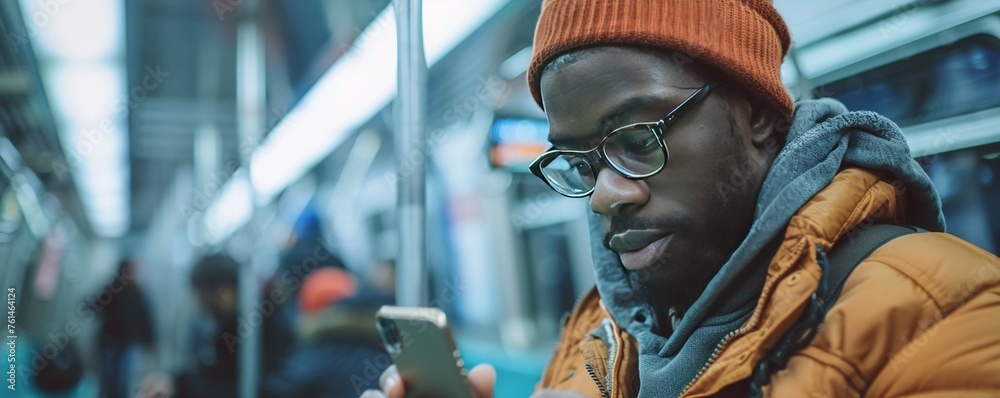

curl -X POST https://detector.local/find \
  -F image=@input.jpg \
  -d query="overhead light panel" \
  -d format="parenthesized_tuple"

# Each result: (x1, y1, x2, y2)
(209, 0, 511, 243)
(20, 0, 129, 237)
(204, 170, 253, 245)
(22, 0, 123, 62)
(247, 0, 511, 205)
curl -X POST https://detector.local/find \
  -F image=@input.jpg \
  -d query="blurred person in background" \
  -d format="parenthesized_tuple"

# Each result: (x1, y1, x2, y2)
(261, 267, 391, 397)
(95, 258, 154, 398)
(371, 0, 1000, 397)
(29, 336, 86, 396)
(261, 205, 349, 380)
(175, 254, 240, 398)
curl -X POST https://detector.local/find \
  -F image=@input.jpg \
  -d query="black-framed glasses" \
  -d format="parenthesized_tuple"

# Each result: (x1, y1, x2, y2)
(529, 85, 712, 198)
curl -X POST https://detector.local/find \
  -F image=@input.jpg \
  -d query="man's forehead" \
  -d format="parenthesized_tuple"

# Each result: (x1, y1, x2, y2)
(541, 46, 708, 84)
(546, 94, 671, 147)
(541, 49, 703, 106)
(539, 48, 707, 146)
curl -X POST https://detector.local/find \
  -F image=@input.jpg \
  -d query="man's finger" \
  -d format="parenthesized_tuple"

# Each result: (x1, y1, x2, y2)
(468, 363, 496, 398)
(360, 390, 387, 398)
(379, 364, 403, 398)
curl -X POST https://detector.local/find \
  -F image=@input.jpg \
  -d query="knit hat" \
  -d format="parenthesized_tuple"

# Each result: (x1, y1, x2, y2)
(528, 0, 794, 118)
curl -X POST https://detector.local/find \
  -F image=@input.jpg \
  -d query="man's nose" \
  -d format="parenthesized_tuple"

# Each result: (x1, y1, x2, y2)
(589, 167, 648, 215)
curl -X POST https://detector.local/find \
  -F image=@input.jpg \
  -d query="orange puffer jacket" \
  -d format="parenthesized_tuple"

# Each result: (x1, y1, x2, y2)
(537, 168, 1000, 397)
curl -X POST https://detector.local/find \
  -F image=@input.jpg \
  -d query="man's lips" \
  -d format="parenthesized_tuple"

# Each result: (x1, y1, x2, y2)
(608, 230, 674, 271)
(608, 229, 670, 253)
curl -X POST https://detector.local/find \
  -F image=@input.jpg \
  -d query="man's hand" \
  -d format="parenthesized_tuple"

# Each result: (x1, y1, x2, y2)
(137, 372, 175, 398)
(360, 363, 496, 398)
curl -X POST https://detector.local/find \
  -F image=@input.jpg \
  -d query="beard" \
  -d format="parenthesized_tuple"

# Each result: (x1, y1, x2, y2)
(623, 243, 730, 335)
(623, 200, 781, 337)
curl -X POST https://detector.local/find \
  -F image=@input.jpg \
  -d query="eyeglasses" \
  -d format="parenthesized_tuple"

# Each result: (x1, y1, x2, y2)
(529, 85, 712, 198)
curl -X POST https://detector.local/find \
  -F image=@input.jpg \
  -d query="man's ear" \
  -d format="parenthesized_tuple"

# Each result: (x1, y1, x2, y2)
(747, 104, 786, 152)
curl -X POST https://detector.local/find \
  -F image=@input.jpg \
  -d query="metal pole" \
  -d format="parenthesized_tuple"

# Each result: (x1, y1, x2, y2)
(394, 0, 427, 307)
(236, 0, 264, 396)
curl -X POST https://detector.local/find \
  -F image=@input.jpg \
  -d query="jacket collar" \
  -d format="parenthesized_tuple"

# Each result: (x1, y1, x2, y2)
(683, 167, 902, 397)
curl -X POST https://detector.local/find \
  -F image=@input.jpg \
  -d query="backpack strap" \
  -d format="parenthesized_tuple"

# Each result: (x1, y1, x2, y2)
(823, 224, 925, 310)
(748, 224, 925, 396)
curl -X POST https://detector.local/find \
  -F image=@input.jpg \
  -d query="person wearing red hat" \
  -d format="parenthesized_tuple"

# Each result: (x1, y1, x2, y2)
(370, 1, 1000, 397)
(298, 267, 359, 314)
(262, 268, 393, 398)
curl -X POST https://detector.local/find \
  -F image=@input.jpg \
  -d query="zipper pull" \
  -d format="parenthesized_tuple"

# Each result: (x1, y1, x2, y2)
(584, 362, 610, 398)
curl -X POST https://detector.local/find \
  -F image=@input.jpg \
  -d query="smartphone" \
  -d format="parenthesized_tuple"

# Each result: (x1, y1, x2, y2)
(375, 306, 475, 398)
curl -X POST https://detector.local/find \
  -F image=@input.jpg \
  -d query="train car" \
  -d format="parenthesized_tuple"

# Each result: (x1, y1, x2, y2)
(0, 0, 998, 397)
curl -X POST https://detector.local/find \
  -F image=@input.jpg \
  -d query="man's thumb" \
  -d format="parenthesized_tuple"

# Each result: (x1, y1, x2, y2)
(468, 363, 496, 398)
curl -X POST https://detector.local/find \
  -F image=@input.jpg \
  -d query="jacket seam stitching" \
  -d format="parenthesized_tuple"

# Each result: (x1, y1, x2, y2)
(840, 258, 962, 395)
(863, 256, 946, 315)
(795, 347, 866, 395)
(839, 186, 879, 240)
(835, 172, 885, 241)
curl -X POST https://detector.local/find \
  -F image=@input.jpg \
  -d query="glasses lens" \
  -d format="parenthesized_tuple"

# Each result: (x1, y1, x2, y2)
(604, 125, 665, 176)
(540, 153, 595, 195)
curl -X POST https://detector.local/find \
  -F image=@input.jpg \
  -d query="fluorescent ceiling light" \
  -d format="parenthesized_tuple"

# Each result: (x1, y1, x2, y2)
(21, 0, 130, 237)
(47, 63, 124, 126)
(204, 170, 253, 245)
(249, 6, 397, 203)
(423, 0, 510, 65)
(63, 125, 129, 236)
(248, 0, 510, 205)
(499, 46, 533, 80)
(21, 0, 124, 61)
(212, 0, 511, 243)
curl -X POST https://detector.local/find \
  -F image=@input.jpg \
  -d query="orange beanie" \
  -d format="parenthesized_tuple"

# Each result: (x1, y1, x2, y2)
(298, 268, 358, 314)
(528, 0, 794, 118)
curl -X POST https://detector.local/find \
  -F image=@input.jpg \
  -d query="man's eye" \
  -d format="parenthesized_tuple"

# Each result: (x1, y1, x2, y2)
(624, 136, 658, 153)
(568, 157, 590, 171)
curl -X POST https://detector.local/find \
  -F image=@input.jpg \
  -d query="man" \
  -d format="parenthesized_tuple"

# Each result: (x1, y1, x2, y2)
(261, 206, 347, 382)
(369, 0, 1000, 396)
(95, 259, 154, 398)
(176, 254, 241, 398)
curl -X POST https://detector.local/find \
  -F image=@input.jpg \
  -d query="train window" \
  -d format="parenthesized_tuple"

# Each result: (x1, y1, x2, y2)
(818, 34, 1000, 127)
(917, 142, 1000, 255)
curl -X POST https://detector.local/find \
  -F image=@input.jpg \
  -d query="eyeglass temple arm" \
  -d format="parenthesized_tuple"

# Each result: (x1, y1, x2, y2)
(661, 85, 712, 126)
